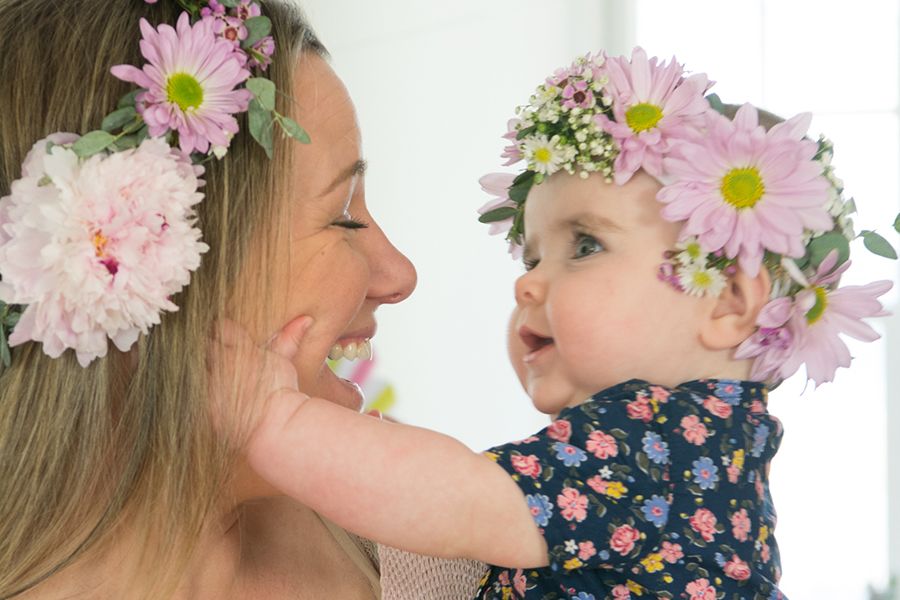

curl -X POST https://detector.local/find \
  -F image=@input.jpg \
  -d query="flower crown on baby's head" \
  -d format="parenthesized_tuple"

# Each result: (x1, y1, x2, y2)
(479, 47, 897, 388)
(0, 0, 309, 368)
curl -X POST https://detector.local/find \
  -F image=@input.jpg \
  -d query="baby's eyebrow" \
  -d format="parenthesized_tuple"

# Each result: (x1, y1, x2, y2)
(560, 212, 625, 233)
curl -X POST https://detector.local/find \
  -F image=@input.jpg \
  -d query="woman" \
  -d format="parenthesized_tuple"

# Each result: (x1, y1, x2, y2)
(0, 1, 416, 598)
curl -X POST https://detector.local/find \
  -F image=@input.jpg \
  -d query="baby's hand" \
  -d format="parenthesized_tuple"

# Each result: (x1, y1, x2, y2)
(208, 316, 313, 437)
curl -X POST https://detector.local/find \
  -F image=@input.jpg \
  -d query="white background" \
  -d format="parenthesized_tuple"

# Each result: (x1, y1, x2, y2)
(300, 1, 900, 597)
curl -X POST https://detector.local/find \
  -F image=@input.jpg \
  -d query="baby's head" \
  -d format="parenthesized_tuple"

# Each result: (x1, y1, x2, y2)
(480, 48, 892, 414)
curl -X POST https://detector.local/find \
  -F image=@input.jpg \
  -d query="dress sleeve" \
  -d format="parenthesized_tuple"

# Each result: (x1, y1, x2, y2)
(484, 384, 673, 573)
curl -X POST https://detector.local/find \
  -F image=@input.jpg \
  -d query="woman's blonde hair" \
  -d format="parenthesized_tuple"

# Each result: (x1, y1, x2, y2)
(0, 1, 324, 597)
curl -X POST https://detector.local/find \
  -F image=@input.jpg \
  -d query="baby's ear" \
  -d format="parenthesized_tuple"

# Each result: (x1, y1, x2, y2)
(700, 266, 771, 351)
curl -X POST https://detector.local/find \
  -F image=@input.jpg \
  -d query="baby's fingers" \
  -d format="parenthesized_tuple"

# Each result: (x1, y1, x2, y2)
(269, 316, 314, 363)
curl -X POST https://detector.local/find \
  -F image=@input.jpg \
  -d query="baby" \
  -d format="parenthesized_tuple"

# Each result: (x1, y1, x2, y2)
(239, 48, 892, 600)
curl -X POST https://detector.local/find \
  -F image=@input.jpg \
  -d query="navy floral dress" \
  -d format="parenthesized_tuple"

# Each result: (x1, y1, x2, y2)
(475, 379, 786, 600)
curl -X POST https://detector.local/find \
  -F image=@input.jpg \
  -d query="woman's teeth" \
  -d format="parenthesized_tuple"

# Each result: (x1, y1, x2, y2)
(328, 339, 372, 362)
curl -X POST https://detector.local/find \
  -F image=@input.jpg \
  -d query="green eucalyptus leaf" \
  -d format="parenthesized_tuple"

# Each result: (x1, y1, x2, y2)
(844, 197, 857, 214)
(248, 98, 273, 158)
(807, 231, 850, 268)
(478, 207, 517, 224)
(279, 116, 310, 144)
(862, 230, 897, 259)
(117, 88, 146, 109)
(71, 131, 117, 157)
(218, 0, 240, 6)
(705, 93, 725, 114)
(2, 311, 19, 327)
(136, 125, 151, 146)
(246, 78, 277, 111)
(102, 107, 138, 133)
(241, 16, 272, 50)
(894, 212, 900, 234)
(0, 325, 9, 368)
(112, 135, 139, 152)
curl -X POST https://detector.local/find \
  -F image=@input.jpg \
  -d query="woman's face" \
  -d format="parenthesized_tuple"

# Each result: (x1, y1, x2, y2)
(269, 54, 416, 411)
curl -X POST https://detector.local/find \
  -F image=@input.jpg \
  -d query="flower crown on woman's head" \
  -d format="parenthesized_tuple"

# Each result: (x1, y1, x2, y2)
(0, 0, 309, 367)
(479, 47, 897, 388)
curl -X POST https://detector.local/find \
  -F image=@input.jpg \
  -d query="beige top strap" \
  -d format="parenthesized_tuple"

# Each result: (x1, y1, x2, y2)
(317, 514, 382, 599)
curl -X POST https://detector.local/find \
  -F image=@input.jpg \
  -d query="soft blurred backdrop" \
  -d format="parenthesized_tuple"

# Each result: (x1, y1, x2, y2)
(300, 1, 900, 597)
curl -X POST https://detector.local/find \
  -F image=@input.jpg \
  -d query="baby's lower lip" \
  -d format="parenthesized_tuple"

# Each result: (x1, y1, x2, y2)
(523, 341, 555, 363)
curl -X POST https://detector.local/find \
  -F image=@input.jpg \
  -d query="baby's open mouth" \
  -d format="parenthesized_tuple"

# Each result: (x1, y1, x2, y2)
(520, 329, 554, 353)
(327, 339, 372, 362)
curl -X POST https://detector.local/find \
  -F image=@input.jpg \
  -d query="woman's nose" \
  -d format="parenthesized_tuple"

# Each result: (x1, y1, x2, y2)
(365, 220, 417, 305)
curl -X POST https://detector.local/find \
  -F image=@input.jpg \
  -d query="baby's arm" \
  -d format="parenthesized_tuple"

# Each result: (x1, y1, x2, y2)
(239, 318, 548, 569)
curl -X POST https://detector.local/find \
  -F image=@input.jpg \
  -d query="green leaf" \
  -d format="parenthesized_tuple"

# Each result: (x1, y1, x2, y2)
(111, 135, 139, 152)
(862, 230, 897, 259)
(218, 0, 240, 6)
(894, 212, 900, 234)
(241, 16, 272, 50)
(136, 125, 151, 146)
(515, 125, 536, 141)
(248, 98, 273, 158)
(117, 88, 146, 109)
(845, 197, 857, 214)
(71, 131, 116, 157)
(478, 206, 517, 224)
(705, 93, 725, 114)
(102, 107, 138, 133)
(0, 324, 9, 368)
(246, 78, 277, 111)
(279, 116, 310, 143)
(2, 312, 19, 328)
(807, 231, 850, 268)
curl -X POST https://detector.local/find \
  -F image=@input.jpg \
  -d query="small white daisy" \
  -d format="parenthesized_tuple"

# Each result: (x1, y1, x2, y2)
(677, 262, 728, 297)
(522, 135, 567, 176)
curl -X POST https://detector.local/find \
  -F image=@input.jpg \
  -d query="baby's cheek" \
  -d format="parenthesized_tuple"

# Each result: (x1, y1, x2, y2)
(507, 308, 528, 386)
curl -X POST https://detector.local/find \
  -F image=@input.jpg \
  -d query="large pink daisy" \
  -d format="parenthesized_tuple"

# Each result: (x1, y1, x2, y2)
(477, 172, 522, 259)
(111, 12, 254, 154)
(595, 46, 711, 185)
(658, 103, 834, 276)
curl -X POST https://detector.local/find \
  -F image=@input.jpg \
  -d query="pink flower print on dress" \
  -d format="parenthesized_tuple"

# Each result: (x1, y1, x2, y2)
(586, 475, 607, 495)
(726, 463, 741, 484)
(761, 543, 772, 564)
(577, 541, 596, 560)
(586, 430, 619, 459)
(611, 585, 631, 599)
(648, 386, 671, 402)
(609, 524, 641, 555)
(557, 488, 588, 522)
(510, 454, 542, 478)
(547, 419, 572, 443)
(731, 508, 751, 542)
(660, 541, 683, 563)
(724, 555, 751, 580)
(689, 508, 717, 542)
(626, 395, 654, 422)
(703, 396, 732, 419)
(680, 414, 708, 445)
(685, 578, 717, 600)
(512, 570, 526, 597)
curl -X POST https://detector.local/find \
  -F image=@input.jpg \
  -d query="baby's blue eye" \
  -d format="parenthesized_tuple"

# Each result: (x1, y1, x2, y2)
(574, 235, 603, 258)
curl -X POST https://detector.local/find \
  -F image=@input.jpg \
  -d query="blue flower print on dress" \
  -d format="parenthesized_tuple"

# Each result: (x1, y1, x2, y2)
(574, 593, 595, 600)
(692, 456, 719, 489)
(641, 495, 670, 527)
(526, 493, 553, 526)
(715, 380, 744, 405)
(752, 423, 770, 457)
(641, 431, 670, 464)
(552, 441, 587, 467)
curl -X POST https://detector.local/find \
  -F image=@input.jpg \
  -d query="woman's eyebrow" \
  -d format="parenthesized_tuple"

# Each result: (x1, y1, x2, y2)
(318, 159, 368, 197)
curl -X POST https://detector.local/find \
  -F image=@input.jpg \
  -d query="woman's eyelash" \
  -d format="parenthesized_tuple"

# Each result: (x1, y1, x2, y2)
(335, 216, 369, 230)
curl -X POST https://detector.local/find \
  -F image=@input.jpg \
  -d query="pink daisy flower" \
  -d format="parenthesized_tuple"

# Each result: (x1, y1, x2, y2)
(110, 12, 254, 154)
(0, 135, 208, 366)
(500, 118, 523, 166)
(477, 172, 522, 259)
(658, 103, 834, 276)
(737, 251, 892, 385)
(595, 46, 711, 185)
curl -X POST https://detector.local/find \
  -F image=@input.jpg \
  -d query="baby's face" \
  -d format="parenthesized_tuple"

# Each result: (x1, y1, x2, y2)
(508, 170, 719, 415)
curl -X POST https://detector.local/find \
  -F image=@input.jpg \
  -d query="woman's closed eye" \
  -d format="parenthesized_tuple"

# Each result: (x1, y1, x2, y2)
(333, 212, 369, 230)
(572, 233, 604, 259)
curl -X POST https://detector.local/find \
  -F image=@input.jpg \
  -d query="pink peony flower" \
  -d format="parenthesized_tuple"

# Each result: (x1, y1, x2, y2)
(111, 13, 254, 154)
(680, 414, 708, 445)
(737, 250, 892, 385)
(660, 541, 683, 563)
(689, 508, 717, 542)
(586, 430, 619, 459)
(547, 419, 572, 443)
(511, 454, 542, 478)
(595, 46, 711, 185)
(731, 508, 751, 542)
(0, 135, 208, 366)
(477, 172, 522, 259)
(657, 103, 834, 276)
(609, 524, 641, 555)
(557, 488, 588, 522)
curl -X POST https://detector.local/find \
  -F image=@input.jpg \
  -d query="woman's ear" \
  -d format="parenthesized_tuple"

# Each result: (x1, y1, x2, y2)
(700, 265, 771, 351)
